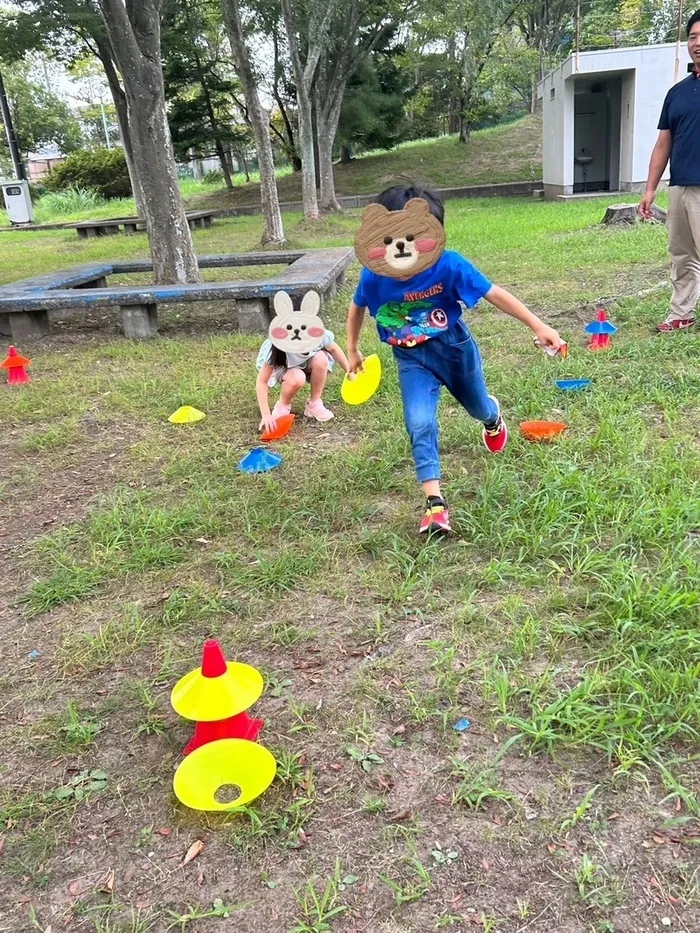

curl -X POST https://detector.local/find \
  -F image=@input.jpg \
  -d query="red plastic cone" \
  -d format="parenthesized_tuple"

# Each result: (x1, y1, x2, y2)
(201, 639, 227, 677)
(588, 309, 611, 351)
(1, 346, 31, 384)
(183, 710, 265, 755)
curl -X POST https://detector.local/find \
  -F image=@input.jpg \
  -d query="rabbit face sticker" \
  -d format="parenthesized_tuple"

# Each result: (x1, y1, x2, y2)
(355, 198, 446, 280)
(269, 290, 325, 357)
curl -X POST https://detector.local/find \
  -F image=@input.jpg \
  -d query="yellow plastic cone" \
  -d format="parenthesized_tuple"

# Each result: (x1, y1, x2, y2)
(171, 660, 264, 722)
(341, 354, 382, 405)
(173, 738, 277, 811)
(168, 406, 206, 424)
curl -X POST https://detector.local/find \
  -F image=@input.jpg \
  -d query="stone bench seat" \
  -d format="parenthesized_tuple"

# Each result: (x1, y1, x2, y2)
(0, 249, 354, 340)
(74, 211, 216, 238)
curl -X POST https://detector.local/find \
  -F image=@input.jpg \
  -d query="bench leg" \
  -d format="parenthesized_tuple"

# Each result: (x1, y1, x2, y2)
(237, 298, 271, 334)
(0, 313, 11, 336)
(10, 311, 50, 341)
(325, 280, 338, 299)
(203, 216, 213, 227)
(123, 224, 138, 235)
(336, 271, 346, 288)
(85, 227, 98, 238)
(76, 277, 108, 289)
(121, 303, 158, 339)
(76, 228, 88, 239)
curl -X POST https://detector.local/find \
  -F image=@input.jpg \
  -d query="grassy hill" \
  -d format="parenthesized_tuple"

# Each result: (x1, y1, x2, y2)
(190, 114, 542, 209)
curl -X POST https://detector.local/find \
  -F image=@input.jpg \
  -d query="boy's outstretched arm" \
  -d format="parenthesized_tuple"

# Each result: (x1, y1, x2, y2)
(347, 301, 367, 373)
(485, 286, 563, 351)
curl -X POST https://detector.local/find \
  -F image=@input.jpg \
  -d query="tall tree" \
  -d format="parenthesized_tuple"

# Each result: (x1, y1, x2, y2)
(312, 5, 397, 211)
(0, 1, 145, 215)
(162, 0, 248, 190)
(0, 64, 83, 162)
(221, 0, 286, 245)
(337, 46, 406, 161)
(96, 0, 200, 284)
(281, 0, 336, 220)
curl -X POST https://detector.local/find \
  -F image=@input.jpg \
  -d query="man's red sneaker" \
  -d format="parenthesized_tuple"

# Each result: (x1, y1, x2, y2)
(657, 316, 696, 332)
(483, 397, 508, 453)
(419, 498, 451, 535)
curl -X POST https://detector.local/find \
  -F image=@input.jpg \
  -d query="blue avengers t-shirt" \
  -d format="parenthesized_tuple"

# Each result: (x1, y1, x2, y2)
(353, 250, 492, 348)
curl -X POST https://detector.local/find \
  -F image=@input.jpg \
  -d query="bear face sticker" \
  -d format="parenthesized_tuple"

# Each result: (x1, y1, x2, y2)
(354, 198, 446, 280)
(269, 290, 325, 356)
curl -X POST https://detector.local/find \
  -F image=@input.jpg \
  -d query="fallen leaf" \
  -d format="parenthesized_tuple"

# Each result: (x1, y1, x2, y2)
(481, 860, 490, 871)
(435, 794, 450, 805)
(135, 902, 150, 910)
(0, 837, 4, 855)
(377, 774, 394, 792)
(389, 809, 412, 822)
(197, 869, 205, 886)
(100, 870, 114, 894)
(608, 812, 620, 821)
(330, 762, 342, 772)
(68, 879, 88, 896)
(392, 725, 406, 736)
(547, 843, 558, 854)
(155, 827, 172, 836)
(653, 834, 668, 845)
(123, 864, 136, 884)
(181, 839, 204, 866)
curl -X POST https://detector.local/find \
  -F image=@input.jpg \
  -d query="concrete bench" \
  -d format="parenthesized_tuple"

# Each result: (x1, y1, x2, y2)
(0, 249, 354, 341)
(74, 211, 215, 238)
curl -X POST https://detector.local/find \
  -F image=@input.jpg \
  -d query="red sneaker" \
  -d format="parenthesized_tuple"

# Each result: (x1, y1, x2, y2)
(419, 499, 451, 535)
(656, 316, 696, 332)
(482, 397, 508, 453)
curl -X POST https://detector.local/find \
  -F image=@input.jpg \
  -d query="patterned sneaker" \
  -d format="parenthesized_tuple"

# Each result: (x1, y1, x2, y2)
(272, 401, 292, 419)
(304, 398, 334, 422)
(656, 316, 696, 332)
(419, 497, 452, 535)
(482, 395, 508, 453)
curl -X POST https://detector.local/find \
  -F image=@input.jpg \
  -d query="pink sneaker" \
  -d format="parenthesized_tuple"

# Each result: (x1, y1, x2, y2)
(304, 399, 334, 422)
(272, 401, 292, 419)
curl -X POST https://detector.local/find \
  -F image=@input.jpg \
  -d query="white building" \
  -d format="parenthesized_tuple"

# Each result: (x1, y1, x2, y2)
(538, 43, 693, 199)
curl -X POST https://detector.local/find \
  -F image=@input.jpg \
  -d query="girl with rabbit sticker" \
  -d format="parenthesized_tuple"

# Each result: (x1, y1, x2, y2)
(256, 290, 352, 431)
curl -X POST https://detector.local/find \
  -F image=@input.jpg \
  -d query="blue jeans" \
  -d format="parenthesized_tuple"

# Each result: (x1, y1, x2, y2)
(393, 320, 498, 483)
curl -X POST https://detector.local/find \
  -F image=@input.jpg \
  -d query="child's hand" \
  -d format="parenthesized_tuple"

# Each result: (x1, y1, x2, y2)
(533, 325, 563, 353)
(348, 348, 364, 374)
(259, 414, 277, 434)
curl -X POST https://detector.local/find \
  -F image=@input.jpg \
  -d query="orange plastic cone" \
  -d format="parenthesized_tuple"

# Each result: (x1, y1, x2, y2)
(1, 346, 31, 384)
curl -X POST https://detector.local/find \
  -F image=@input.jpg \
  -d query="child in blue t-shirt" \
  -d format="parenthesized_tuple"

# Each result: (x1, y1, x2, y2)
(347, 185, 564, 536)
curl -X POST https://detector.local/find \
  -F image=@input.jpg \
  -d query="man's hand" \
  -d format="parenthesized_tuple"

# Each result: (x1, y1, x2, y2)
(638, 190, 656, 220)
(534, 325, 564, 353)
(348, 348, 365, 374)
(259, 413, 277, 434)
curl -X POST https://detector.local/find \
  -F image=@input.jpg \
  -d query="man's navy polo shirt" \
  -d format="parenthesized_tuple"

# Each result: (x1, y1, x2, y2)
(658, 72, 700, 186)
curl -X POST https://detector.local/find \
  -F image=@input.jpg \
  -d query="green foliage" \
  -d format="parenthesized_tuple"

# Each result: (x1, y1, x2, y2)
(43, 148, 131, 199)
(203, 169, 225, 185)
(338, 46, 407, 156)
(0, 64, 82, 163)
(37, 187, 105, 215)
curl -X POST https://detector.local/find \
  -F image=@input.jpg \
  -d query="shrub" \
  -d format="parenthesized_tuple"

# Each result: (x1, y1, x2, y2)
(44, 148, 132, 199)
(38, 187, 105, 216)
(202, 169, 225, 185)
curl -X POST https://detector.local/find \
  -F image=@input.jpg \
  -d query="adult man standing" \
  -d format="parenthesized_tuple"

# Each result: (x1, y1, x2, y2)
(639, 10, 700, 332)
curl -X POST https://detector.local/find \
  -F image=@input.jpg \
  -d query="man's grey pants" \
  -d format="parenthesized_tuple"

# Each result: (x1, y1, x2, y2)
(668, 185, 700, 321)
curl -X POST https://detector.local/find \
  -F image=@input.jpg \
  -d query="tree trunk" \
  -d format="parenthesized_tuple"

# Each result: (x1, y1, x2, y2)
(215, 138, 234, 188)
(97, 38, 145, 217)
(280, 0, 322, 222)
(315, 86, 344, 213)
(340, 144, 353, 163)
(97, 0, 200, 285)
(221, 0, 286, 246)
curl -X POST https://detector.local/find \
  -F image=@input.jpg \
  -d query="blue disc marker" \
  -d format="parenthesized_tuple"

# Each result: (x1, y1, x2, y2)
(238, 447, 282, 473)
(555, 379, 591, 391)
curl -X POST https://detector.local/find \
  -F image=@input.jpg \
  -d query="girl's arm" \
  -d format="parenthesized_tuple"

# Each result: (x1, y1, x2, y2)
(346, 301, 367, 372)
(256, 364, 277, 431)
(485, 285, 563, 351)
(326, 342, 352, 373)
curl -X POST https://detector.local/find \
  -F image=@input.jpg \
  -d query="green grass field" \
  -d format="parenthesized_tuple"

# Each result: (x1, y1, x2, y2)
(0, 195, 698, 933)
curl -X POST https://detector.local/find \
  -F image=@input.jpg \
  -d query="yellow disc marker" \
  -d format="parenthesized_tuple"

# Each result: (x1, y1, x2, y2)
(171, 661, 264, 722)
(173, 738, 277, 811)
(168, 406, 206, 424)
(341, 353, 382, 405)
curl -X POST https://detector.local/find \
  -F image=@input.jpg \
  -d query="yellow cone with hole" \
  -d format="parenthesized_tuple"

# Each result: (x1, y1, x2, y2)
(173, 738, 277, 811)
(168, 405, 206, 424)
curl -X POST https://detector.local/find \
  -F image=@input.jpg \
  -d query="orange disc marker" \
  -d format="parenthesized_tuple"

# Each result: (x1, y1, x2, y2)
(519, 420, 568, 442)
(261, 413, 295, 441)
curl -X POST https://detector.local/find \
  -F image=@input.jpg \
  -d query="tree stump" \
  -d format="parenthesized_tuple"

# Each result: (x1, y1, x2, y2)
(602, 203, 667, 226)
